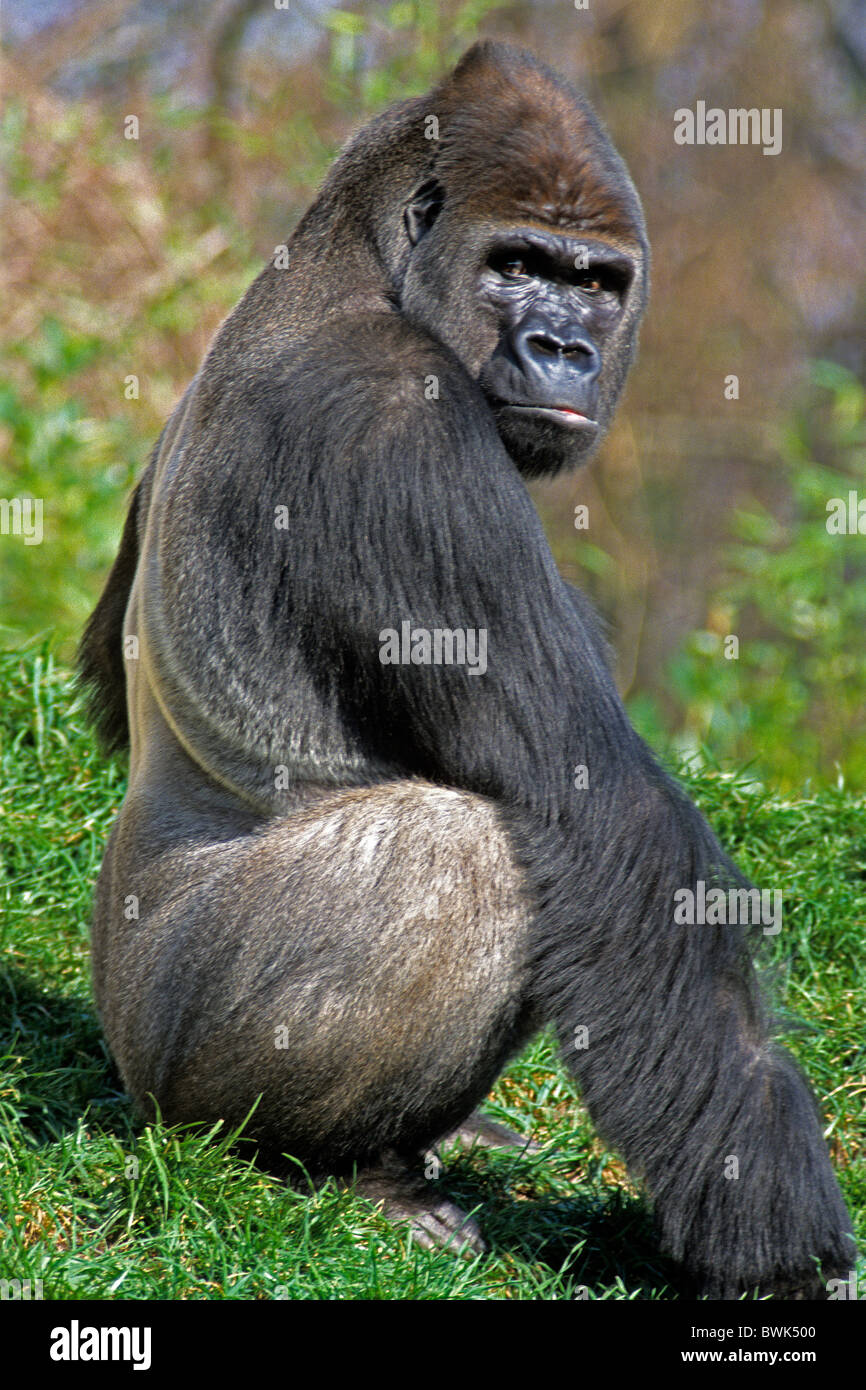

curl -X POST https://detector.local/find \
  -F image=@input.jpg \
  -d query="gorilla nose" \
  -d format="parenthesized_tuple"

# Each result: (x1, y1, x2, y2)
(512, 321, 601, 384)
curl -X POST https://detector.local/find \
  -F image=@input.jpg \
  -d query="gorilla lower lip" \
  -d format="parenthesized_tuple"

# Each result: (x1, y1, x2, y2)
(505, 404, 597, 429)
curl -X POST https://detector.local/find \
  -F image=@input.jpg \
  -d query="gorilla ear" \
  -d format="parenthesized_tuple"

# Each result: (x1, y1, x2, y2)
(404, 177, 444, 245)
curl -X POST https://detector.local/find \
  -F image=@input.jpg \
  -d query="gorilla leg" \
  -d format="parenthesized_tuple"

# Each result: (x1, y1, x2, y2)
(92, 778, 535, 1241)
(92, 755, 852, 1288)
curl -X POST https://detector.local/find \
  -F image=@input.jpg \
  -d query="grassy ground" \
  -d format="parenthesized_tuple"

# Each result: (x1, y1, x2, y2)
(1, 643, 863, 1301)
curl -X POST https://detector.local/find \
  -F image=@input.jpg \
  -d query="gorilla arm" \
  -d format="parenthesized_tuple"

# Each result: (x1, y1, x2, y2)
(278, 315, 852, 1298)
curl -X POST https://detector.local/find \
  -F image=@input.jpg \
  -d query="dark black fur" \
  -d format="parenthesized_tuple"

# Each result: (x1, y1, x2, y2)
(79, 42, 854, 1297)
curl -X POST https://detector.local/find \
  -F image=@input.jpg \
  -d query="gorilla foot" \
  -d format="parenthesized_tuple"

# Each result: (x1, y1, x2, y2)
(353, 1155, 487, 1257)
(384, 1194, 486, 1257)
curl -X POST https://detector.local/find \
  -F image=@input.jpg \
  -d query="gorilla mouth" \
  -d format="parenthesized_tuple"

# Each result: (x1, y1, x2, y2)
(494, 401, 599, 431)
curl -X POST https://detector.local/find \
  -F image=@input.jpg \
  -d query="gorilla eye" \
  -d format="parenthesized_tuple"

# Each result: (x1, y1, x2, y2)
(488, 249, 537, 281)
(575, 273, 602, 293)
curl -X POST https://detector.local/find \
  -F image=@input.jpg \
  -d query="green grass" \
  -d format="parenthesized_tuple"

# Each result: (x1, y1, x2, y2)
(1, 642, 863, 1300)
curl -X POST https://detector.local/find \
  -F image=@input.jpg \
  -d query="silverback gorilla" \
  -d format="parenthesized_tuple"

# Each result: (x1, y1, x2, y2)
(80, 42, 854, 1298)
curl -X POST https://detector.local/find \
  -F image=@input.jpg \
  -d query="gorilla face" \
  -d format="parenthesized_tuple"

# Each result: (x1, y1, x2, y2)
(475, 228, 639, 477)
(402, 189, 646, 480)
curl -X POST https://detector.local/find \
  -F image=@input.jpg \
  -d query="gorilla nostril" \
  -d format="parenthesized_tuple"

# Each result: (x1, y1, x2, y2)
(527, 333, 593, 361)
(527, 334, 561, 357)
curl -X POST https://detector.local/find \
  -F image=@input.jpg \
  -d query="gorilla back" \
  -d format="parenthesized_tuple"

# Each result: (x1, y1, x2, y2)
(80, 42, 853, 1298)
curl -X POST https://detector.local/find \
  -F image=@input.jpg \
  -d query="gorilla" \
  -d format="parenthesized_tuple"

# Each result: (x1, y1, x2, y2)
(79, 41, 854, 1299)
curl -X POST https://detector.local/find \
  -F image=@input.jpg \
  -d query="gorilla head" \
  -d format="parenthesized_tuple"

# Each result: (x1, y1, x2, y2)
(324, 42, 650, 478)
(403, 45, 649, 477)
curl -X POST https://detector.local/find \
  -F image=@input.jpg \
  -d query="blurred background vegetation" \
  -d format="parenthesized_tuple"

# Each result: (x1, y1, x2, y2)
(2, 0, 865, 789)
